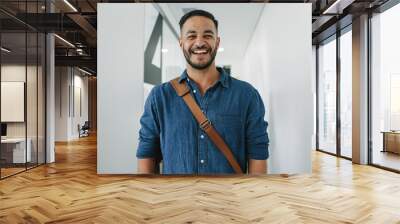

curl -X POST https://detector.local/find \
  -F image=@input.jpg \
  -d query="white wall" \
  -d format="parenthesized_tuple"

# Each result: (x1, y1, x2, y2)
(72, 73, 89, 138)
(55, 67, 69, 141)
(241, 4, 313, 174)
(1, 66, 26, 124)
(54, 67, 89, 141)
(98, 4, 145, 174)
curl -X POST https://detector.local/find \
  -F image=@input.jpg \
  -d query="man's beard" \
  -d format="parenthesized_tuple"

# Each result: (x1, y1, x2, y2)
(183, 46, 218, 70)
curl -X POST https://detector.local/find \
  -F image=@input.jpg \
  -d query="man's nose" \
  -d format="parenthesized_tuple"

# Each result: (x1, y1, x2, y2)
(193, 39, 206, 48)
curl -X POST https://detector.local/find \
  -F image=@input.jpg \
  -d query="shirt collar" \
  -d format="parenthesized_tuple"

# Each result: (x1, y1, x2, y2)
(178, 67, 230, 88)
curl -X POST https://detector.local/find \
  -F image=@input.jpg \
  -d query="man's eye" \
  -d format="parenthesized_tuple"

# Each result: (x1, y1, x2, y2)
(187, 35, 195, 39)
(204, 35, 213, 39)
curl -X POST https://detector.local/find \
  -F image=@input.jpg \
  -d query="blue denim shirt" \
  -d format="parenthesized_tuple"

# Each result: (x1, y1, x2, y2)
(136, 67, 269, 174)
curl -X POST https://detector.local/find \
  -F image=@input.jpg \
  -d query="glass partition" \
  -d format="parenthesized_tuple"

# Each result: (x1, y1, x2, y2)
(1, 31, 28, 177)
(0, 1, 46, 179)
(317, 36, 337, 155)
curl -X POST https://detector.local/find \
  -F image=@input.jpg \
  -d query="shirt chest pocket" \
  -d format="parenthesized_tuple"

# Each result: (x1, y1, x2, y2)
(215, 114, 243, 128)
(212, 114, 244, 151)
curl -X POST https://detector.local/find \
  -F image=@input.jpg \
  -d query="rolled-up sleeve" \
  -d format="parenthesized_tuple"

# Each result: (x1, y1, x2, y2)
(136, 88, 162, 159)
(246, 89, 269, 160)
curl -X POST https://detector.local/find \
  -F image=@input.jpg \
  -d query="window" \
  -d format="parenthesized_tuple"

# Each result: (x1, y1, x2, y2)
(371, 3, 400, 171)
(318, 36, 337, 154)
(340, 29, 352, 158)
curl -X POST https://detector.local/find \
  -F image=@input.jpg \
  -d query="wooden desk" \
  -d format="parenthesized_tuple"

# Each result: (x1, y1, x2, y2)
(1, 138, 31, 164)
(382, 131, 400, 154)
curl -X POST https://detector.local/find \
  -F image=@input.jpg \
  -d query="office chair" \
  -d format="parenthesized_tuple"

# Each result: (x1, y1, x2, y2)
(79, 121, 90, 138)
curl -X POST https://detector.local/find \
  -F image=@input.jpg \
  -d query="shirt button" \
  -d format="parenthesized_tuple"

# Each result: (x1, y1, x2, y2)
(200, 159, 205, 164)
(193, 89, 197, 93)
(200, 134, 204, 139)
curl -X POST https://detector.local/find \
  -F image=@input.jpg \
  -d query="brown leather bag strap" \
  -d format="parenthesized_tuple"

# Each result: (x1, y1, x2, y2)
(170, 77, 244, 174)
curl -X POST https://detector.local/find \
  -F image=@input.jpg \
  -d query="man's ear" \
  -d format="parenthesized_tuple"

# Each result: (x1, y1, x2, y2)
(179, 38, 183, 48)
(216, 36, 220, 49)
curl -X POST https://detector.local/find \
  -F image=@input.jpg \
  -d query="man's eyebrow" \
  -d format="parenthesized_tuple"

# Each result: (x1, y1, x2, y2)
(185, 30, 197, 35)
(184, 30, 215, 35)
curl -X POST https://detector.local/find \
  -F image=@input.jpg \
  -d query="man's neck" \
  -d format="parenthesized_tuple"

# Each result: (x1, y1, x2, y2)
(186, 65, 219, 95)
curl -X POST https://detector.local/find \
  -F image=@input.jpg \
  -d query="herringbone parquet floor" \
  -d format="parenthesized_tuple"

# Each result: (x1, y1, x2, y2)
(1, 134, 400, 223)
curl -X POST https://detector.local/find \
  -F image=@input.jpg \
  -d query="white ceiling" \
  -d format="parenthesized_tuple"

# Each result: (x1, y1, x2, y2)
(165, 3, 265, 67)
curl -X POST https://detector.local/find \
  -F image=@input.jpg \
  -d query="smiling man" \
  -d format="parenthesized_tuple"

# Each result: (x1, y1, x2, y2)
(136, 10, 269, 174)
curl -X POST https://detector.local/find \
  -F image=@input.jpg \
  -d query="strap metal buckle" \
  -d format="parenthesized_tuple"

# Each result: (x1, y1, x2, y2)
(200, 119, 212, 131)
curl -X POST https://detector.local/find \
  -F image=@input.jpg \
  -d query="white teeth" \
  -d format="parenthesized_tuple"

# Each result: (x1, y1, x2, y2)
(193, 50, 207, 54)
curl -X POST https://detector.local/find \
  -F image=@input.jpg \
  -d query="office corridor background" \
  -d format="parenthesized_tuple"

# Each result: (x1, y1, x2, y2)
(0, 133, 399, 223)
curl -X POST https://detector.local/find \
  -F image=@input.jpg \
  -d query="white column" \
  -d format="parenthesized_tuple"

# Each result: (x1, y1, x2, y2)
(352, 14, 369, 164)
(46, 32, 55, 163)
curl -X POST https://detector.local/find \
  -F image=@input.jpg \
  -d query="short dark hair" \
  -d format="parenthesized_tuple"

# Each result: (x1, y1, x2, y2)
(179, 9, 218, 31)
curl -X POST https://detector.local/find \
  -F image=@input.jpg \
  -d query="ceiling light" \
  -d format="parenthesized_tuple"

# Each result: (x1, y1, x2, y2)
(161, 48, 168, 53)
(218, 47, 224, 52)
(63, 0, 78, 12)
(54, 34, 75, 48)
(1, 47, 11, 53)
(78, 67, 92, 76)
(322, 0, 354, 14)
(323, 0, 341, 14)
